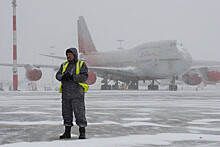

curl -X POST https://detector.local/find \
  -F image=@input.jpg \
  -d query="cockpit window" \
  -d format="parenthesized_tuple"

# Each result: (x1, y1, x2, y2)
(176, 43, 185, 52)
(171, 43, 184, 51)
(170, 43, 176, 47)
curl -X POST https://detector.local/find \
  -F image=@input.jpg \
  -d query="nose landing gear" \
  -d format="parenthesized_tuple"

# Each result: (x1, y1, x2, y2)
(148, 80, 159, 90)
(169, 76, 178, 91)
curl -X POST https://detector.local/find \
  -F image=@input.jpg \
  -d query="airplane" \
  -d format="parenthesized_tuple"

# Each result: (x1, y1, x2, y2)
(41, 16, 193, 91)
(78, 16, 220, 90)
(41, 16, 220, 90)
(1, 16, 220, 91)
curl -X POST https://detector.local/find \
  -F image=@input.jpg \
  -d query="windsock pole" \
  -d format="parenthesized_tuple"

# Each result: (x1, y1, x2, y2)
(12, 0, 18, 90)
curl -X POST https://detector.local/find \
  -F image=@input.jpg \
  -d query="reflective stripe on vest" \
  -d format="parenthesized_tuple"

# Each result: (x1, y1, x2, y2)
(59, 60, 89, 93)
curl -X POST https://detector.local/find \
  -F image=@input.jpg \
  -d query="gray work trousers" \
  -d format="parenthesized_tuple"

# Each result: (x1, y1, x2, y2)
(62, 98, 87, 127)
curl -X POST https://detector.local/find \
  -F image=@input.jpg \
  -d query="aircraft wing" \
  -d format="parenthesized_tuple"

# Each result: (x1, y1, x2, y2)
(0, 62, 136, 76)
(88, 66, 137, 77)
(190, 60, 220, 70)
(32, 64, 59, 69)
(0, 63, 60, 71)
(39, 54, 65, 60)
(0, 63, 28, 67)
(192, 60, 220, 67)
(34, 64, 138, 78)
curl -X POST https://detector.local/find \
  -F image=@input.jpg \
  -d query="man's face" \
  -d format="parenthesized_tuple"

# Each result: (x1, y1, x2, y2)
(67, 53, 74, 61)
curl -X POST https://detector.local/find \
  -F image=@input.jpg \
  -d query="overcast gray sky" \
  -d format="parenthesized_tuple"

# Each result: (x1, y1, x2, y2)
(0, 0, 220, 86)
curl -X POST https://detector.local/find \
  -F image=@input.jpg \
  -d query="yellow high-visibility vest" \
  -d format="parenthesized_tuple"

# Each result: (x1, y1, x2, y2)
(59, 60, 89, 93)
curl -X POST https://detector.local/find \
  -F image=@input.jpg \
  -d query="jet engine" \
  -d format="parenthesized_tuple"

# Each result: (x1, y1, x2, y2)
(206, 70, 220, 82)
(87, 71, 97, 85)
(182, 72, 202, 85)
(25, 68, 42, 81)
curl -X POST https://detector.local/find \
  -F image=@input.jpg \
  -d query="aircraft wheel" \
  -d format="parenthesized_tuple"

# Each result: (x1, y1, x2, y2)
(148, 85, 152, 90)
(112, 85, 118, 90)
(101, 85, 112, 90)
(107, 85, 111, 90)
(135, 85, 138, 90)
(128, 84, 138, 90)
(169, 85, 177, 91)
(153, 85, 159, 90)
(169, 85, 173, 91)
(101, 85, 106, 90)
(174, 85, 178, 91)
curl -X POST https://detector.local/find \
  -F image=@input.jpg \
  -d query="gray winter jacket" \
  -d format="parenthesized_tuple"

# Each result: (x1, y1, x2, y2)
(56, 48, 88, 99)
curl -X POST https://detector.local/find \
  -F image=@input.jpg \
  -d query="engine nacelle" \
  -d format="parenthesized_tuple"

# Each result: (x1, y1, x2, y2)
(87, 71, 97, 85)
(25, 68, 42, 81)
(206, 70, 220, 82)
(182, 72, 202, 85)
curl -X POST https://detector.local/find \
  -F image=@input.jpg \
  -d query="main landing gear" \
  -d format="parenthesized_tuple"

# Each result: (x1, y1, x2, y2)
(169, 76, 178, 91)
(127, 80, 138, 90)
(101, 80, 121, 90)
(101, 76, 111, 90)
(148, 80, 159, 90)
(100, 76, 139, 90)
(112, 81, 119, 90)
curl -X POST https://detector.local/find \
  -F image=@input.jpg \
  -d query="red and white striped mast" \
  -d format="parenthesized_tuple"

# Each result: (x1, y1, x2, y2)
(12, 0, 18, 90)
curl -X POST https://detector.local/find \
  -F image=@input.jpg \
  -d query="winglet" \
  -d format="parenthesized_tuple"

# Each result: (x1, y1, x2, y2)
(77, 16, 97, 53)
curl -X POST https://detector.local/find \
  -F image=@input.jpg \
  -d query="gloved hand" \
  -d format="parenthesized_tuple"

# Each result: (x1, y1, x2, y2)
(61, 72, 71, 81)
(69, 74, 74, 81)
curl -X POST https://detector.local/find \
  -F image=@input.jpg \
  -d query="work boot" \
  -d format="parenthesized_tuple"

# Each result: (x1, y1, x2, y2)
(60, 126, 71, 139)
(78, 127, 86, 139)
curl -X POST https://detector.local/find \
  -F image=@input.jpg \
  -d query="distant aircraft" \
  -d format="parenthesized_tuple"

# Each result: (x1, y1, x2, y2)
(41, 16, 194, 91)
(42, 16, 220, 90)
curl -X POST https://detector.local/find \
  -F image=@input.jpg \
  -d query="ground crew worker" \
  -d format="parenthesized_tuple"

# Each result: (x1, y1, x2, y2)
(56, 47, 88, 139)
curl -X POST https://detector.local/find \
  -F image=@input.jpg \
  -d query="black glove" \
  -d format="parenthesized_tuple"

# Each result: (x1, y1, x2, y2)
(61, 72, 71, 81)
(69, 74, 74, 81)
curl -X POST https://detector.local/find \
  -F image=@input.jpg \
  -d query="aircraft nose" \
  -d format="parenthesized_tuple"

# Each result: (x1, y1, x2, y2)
(179, 47, 193, 70)
(175, 42, 193, 71)
(182, 49, 192, 62)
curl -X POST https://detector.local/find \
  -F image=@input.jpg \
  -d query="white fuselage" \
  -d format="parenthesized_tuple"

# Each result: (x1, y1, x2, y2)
(81, 40, 192, 80)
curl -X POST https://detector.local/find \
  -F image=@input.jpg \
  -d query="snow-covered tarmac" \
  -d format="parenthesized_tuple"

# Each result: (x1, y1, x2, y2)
(0, 87, 220, 146)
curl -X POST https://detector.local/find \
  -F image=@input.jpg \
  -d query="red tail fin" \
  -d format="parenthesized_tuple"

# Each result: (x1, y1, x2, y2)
(77, 16, 97, 53)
